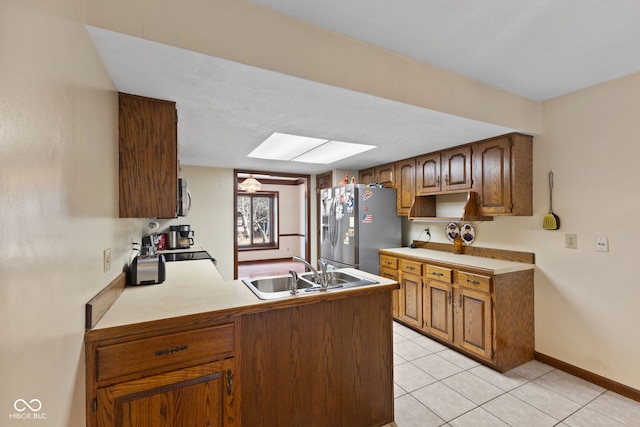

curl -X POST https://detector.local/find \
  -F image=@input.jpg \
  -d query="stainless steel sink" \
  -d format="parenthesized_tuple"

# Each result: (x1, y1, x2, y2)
(242, 270, 378, 300)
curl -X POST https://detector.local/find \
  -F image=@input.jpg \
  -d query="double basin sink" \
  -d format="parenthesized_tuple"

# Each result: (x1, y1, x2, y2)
(242, 270, 378, 300)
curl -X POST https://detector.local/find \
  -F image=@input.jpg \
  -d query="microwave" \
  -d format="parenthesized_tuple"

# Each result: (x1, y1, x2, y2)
(178, 178, 191, 217)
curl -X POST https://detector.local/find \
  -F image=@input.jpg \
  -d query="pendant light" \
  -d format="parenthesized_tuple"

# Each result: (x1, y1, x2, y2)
(239, 175, 262, 193)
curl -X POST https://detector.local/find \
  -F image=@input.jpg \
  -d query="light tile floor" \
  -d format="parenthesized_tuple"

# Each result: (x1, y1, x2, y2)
(392, 322, 640, 427)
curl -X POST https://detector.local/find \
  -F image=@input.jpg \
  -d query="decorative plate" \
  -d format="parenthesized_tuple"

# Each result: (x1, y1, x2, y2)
(445, 222, 460, 242)
(460, 223, 476, 245)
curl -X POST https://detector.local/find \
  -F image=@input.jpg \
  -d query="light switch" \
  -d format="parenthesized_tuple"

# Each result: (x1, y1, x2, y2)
(595, 236, 609, 252)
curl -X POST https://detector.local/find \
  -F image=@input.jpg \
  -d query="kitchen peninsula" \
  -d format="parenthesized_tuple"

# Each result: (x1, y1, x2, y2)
(84, 257, 398, 427)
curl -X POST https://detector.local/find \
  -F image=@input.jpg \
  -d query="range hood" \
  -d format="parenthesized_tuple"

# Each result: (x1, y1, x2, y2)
(408, 191, 493, 222)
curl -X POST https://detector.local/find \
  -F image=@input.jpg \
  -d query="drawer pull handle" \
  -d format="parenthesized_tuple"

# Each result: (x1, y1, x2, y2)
(407, 266, 415, 270)
(466, 279, 481, 285)
(431, 272, 444, 277)
(155, 344, 188, 357)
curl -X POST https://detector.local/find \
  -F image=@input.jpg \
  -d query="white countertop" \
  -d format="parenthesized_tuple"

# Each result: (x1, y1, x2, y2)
(93, 258, 397, 330)
(381, 247, 534, 274)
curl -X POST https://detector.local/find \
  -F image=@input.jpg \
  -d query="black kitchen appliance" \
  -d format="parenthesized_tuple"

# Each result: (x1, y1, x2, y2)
(163, 250, 214, 263)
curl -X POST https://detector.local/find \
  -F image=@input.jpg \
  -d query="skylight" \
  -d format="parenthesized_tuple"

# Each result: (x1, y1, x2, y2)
(248, 132, 376, 164)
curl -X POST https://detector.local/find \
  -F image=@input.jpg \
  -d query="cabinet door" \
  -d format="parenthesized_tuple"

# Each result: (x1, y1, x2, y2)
(380, 266, 399, 317)
(97, 359, 236, 427)
(416, 153, 441, 195)
(395, 158, 415, 216)
(359, 168, 375, 186)
(376, 162, 396, 188)
(424, 281, 454, 342)
(119, 93, 178, 218)
(441, 146, 472, 192)
(455, 287, 492, 360)
(473, 136, 512, 215)
(399, 272, 422, 328)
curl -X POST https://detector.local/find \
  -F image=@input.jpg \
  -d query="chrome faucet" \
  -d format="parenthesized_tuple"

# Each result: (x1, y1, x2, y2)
(289, 270, 299, 295)
(292, 256, 327, 288)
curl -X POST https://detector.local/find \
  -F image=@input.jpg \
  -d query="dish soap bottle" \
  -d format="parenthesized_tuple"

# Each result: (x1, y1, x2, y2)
(454, 234, 464, 254)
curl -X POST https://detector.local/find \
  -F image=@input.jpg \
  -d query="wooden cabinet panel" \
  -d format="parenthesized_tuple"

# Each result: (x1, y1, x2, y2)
(358, 168, 375, 186)
(455, 287, 492, 360)
(359, 163, 395, 187)
(416, 153, 441, 195)
(118, 93, 178, 218)
(97, 359, 236, 427)
(379, 260, 399, 318)
(424, 281, 453, 341)
(400, 259, 422, 276)
(380, 255, 398, 270)
(376, 162, 396, 188)
(442, 145, 472, 192)
(96, 324, 234, 383)
(458, 271, 492, 293)
(240, 291, 394, 427)
(395, 158, 415, 216)
(399, 272, 422, 328)
(473, 134, 532, 216)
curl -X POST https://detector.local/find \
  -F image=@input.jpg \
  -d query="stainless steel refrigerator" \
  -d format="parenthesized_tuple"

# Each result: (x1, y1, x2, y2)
(320, 184, 401, 275)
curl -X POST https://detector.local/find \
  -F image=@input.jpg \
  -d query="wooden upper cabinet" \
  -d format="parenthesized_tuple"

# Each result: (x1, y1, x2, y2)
(416, 146, 471, 195)
(395, 158, 415, 216)
(441, 145, 472, 192)
(316, 171, 332, 189)
(359, 163, 395, 187)
(376, 162, 396, 188)
(472, 134, 532, 216)
(416, 153, 441, 195)
(119, 93, 178, 218)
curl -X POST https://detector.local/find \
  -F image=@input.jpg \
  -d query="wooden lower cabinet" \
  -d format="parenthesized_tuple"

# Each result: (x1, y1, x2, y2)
(385, 251, 534, 372)
(96, 358, 235, 427)
(455, 286, 492, 360)
(86, 322, 238, 427)
(379, 255, 399, 317)
(398, 259, 423, 329)
(425, 280, 454, 342)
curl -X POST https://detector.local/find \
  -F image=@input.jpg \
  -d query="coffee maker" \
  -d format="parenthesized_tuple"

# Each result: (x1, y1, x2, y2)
(177, 224, 194, 248)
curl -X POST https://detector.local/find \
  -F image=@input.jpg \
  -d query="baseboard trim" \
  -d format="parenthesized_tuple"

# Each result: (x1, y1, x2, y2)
(535, 352, 640, 402)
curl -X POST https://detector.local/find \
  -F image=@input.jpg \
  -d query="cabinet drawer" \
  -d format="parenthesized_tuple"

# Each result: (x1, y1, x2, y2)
(380, 255, 398, 270)
(458, 272, 492, 293)
(96, 323, 234, 383)
(380, 266, 399, 281)
(400, 259, 422, 275)
(425, 265, 452, 284)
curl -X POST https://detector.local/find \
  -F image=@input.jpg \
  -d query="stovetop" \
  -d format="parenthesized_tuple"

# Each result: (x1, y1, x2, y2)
(163, 250, 215, 263)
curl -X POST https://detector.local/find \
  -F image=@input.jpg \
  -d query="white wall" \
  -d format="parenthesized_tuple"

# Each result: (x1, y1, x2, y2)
(0, 1, 145, 425)
(404, 72, 640, 390)
(157, 166, 235, 280)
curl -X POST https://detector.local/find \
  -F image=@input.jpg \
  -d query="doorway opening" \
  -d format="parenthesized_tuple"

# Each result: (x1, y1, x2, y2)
(234, 170, 311, 279)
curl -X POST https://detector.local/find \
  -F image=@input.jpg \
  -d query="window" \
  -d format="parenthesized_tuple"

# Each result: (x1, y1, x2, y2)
(236, 192, 278, 249)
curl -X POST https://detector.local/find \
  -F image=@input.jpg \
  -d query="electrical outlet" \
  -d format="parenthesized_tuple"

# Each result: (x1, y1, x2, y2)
(424, 227, 430, 234)
(565, 234, 577, 249)
(103, 248, 112, 272)
(595, 236, 609, 252)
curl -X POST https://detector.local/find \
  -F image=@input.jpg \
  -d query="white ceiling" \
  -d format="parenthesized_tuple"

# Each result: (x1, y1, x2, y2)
(87, 1, 640, 175)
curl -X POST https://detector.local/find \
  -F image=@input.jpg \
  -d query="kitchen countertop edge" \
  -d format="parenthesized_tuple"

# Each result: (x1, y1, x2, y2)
(380, 247, 535, 274)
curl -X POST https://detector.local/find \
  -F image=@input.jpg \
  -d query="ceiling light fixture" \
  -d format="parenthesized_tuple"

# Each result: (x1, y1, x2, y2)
(247, 132, 376, 164)
(239, 175, 262, 193)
